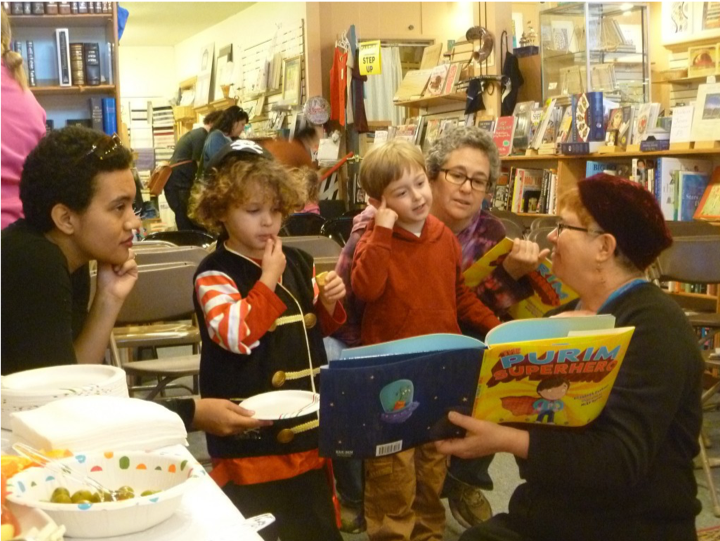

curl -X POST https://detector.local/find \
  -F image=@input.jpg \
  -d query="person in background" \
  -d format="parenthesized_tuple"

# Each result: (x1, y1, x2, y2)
(332, 127, 547, 530)
(1, 7, 46, 229)
(351, 140, 500, 541)
(200, 105, 248, 177)
(163, 109, 222, 230)
(1, 126, 267, 438)
(436, 174, 702, 541)
(190, 140, 346, 541)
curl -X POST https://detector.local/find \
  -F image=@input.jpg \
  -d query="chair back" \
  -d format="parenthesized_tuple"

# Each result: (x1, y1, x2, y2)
(526, 227, 555, 252)
(655, 235, 720, 284)
(281, 235, 342, 258)
(280, 213, 327, 236)
(135, 246, 208, 266)
(319, 199, 347, 220)
(134, 240, 176, 248)
(320, 216, 355, 246)
(665, 220, 720, 238)
(143, 230, 217, 248)
(116, 262, 198, 325)
(531, 216, 558, 231)
(499, 218, 524, 240)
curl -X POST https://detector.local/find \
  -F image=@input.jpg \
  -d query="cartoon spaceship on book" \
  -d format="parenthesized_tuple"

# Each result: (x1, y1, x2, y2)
(380, 379, 420, 424)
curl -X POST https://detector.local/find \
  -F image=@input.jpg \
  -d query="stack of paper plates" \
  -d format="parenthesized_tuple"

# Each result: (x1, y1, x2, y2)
(1, 365, 128, 429)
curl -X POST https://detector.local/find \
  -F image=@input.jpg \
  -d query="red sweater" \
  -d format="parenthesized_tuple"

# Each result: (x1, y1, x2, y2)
(351, 214, 500, 346)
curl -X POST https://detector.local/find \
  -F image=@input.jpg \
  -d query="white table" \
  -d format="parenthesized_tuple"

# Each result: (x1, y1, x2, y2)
(1, 431, 263, 541)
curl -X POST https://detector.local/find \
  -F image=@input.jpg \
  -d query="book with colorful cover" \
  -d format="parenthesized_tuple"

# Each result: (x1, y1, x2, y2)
(493, 116, 516, 157)
(464, 237, 578, 319)
(677, 170, 710, 221)
(694, 167, 720, 221)
(319, 316, 634, 459)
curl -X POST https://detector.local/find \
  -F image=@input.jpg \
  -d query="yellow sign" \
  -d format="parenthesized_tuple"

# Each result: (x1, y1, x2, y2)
(359, 40, 382, 76)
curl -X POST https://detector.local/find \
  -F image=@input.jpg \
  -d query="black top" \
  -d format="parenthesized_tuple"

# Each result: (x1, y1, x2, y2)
(1, 220, 89, 375)
(170, 126, 209, 164)
(509, 283, 703, 540)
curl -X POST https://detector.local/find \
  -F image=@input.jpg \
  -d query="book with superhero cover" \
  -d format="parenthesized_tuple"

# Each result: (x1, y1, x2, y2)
(318, 316, 634, 459)
(463, 237, 578, 319)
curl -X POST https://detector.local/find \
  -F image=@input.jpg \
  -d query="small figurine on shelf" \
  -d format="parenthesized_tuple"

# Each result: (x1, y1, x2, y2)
(519, 21, 537, 47)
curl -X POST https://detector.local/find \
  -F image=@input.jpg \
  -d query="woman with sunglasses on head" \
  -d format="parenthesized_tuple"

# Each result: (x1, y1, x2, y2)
(436, 174, 703, 541)
(1, 7, 47, 229)
(1, 126, 267, 439)
(331, 126, 549, 531)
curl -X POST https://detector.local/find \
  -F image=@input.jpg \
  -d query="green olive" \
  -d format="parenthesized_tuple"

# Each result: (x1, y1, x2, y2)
(115, 491, 135, 501)
(140, 489, 159, 497)
(50, 492, 72, 504)
(51, 487, 70, 499)
(100, 491, 114, 502)
(71, 490, 95, 503)
(117, 485, 134, 494)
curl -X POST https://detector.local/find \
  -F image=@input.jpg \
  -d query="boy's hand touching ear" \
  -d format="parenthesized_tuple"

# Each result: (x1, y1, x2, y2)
(374, 196, 398, 230)
(260, 237, 286, 290)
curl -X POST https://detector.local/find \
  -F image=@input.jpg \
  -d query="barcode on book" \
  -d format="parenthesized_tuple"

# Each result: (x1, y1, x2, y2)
(376, 441, 403, 456)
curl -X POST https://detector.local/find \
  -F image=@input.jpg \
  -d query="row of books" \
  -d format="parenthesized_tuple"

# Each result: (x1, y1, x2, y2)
(11, 40, 36, 87)
(662, 282, 719, 296)
(492, 168, 559, 215)
(6, 2, 112, 15)
(393, 62, 462, 102)
(68, 42, 100, 86)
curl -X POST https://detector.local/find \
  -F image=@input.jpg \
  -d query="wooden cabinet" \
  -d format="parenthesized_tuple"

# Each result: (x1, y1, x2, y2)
(9, 7, 121, 131)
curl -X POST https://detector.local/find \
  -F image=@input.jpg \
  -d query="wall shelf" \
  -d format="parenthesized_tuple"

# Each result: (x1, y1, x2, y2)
(31, 84, 116, 96)
(9, 14, 113, 28)
(394, 92, 466, 109)
(500, 148, 720, 162)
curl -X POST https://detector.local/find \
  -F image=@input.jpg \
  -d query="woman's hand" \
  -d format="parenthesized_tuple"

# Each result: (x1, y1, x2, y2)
(260, 237, 286, 290)
(96, 249, 139, 304)
(435, 411, 529, 459)
(318, 270, 346, 314)
(192, 398, 272, 437)
(502, 239, 551, 280)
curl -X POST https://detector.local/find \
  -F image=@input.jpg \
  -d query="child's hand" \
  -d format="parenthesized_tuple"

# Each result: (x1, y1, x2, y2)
(318, 271, 346, 314)
(260, 237, 286, 290)
(374, 196, 398, 229)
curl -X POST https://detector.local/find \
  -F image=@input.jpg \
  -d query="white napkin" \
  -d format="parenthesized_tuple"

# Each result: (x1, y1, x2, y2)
(10, 395, 187, 452)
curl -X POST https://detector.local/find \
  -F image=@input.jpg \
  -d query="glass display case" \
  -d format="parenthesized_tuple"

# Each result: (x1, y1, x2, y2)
(539, 2, 650, 104)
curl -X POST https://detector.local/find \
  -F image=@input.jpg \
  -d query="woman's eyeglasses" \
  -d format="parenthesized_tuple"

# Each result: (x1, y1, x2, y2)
(79, 133, 123, 163)
(555, 221, 604, 236)
(441, 169, 488, 192)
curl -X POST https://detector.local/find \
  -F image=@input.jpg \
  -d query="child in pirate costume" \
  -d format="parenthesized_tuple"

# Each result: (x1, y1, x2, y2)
(190, 140, 346, 541)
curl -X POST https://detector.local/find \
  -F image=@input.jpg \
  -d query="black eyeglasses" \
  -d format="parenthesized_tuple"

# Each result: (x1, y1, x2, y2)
(79, 133, 123, 163)
(555, 221, 604, 236)
(441, 169, 488, 191)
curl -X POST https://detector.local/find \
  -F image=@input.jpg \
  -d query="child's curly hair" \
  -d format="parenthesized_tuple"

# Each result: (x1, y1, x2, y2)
(189, 156, 307, 235)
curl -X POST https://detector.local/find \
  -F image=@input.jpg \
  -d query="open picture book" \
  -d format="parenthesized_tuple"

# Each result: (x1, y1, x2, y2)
(464, 237, 577, 319)
(319, 316, 635, 459)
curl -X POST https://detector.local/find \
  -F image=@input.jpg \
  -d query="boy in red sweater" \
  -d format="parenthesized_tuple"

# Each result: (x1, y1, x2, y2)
(351, 140, 500, 540)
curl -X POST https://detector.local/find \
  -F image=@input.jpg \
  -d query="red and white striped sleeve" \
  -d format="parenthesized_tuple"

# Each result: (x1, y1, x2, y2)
(194, 270, 286, 355)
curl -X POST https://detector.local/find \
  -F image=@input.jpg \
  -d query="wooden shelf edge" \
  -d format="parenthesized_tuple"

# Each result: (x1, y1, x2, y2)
(31, 84, 116, 95)
(394, 92, 466, 109)
(500, 147, 720, 162)
(9, 13, 112, 27)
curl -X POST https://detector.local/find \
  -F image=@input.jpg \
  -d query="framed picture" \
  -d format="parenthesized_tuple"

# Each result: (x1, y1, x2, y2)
(688, 45, 718, 77)
(214, 44, 235, 102)
(195, 42, 215, 107)
(281, 55, 303, 107)
(690, 82, 720, 142)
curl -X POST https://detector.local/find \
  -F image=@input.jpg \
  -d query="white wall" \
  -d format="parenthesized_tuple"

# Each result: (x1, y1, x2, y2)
(173, 2, 307, 88)
(119, 46, 177, 99)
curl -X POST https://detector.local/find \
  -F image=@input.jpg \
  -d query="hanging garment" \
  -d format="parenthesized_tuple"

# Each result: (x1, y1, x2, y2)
(350, 49, 369, 133)
(465, 78, 485, 115)
(330, 47, 348, 126)
(500, 30, 523, 116)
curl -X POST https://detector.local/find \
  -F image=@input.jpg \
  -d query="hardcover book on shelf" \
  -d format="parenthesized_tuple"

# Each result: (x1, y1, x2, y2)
(69, 43, 85, 86)
(464, 237, 578, 319)
(555, 105, 574, 146)
(26, 40, 36, 88)
(83, 43, 101, 86)
(694, 167, 720, 221)
(54, 28, 72, 87)
(88, 97, 103, 132)
(393, 69, 432, 102)
(492, 169, 510, 211)
(655, 158, 713, 220)
(101, 97, 117, 135)
(493, 116, 516, 157)
(677, 171, 710, 221)
(319, 316, 633, 459)
(424, 64, 449, 97)
(476, 118, 495, 133)
(530, 99, 557, 150)
(442, 63, 460, 95)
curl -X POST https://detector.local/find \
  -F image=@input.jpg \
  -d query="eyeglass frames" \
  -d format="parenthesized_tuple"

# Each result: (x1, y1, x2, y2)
(555, 221, 604, 236)
(79, 133, 123, 163)
(440, 169, 488, 192)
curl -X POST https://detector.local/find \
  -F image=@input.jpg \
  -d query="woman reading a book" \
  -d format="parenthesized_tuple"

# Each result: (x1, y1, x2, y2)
(436, 173, 703, 541)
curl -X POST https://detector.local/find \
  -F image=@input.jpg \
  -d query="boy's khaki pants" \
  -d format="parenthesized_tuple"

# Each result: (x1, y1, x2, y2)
(364, 442, 448, 541)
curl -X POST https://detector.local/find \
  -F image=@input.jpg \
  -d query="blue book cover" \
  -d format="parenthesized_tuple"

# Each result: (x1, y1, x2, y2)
(101, 97, 116, 135)
(678, 172, 710, 221)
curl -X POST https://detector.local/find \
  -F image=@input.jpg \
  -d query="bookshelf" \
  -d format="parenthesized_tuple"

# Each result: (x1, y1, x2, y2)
(8, 5, 121, 131)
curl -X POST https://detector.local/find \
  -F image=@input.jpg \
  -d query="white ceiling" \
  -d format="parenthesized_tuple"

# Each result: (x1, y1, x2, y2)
(119, 2, 255, 47)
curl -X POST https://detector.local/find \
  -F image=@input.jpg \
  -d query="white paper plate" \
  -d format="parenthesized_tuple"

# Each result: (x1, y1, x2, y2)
(2, 364, 125, 393)
(242, 390, 320, 420)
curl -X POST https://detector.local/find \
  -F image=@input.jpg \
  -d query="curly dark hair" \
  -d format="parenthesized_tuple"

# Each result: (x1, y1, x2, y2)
(211, 105, 249, 135)
(20, 126, 133, 232)
(189, 156, 307, 236)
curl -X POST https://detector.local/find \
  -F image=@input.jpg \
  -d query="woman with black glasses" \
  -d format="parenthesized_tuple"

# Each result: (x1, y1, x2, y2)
(437, 174, 702, 541)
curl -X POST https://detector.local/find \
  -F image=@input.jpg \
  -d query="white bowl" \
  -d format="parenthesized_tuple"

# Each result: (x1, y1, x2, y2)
(1, 365, 128, 429)
(5, 451, 203, 538)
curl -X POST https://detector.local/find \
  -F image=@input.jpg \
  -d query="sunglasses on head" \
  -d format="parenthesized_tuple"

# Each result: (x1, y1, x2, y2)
(78, 133, 123, 163)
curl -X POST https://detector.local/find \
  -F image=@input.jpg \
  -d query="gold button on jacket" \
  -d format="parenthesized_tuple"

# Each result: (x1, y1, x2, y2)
(277, 429, 295, 444)
(271, 371, 286, 388)
(304, 313, 317, 329)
